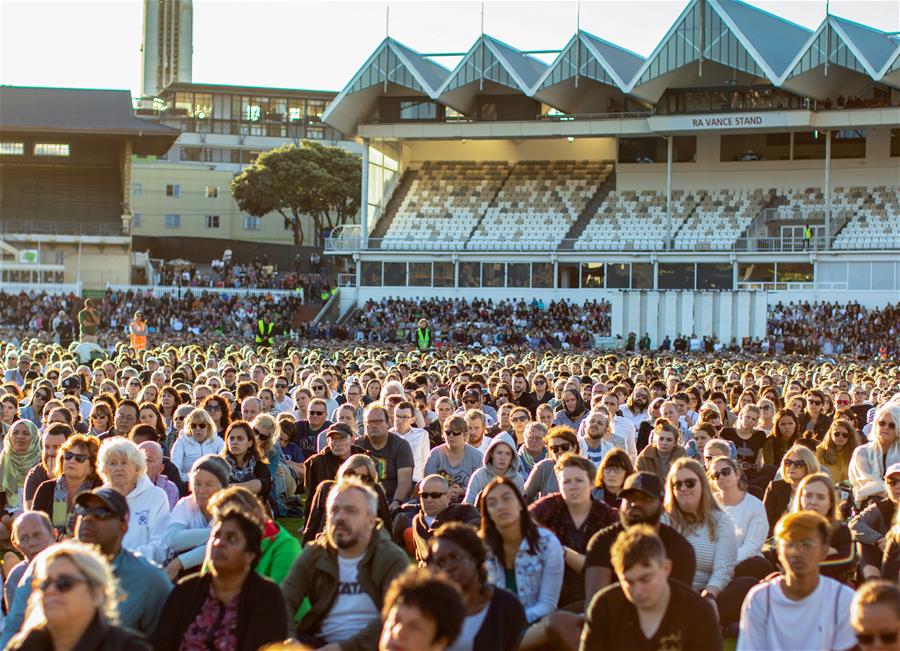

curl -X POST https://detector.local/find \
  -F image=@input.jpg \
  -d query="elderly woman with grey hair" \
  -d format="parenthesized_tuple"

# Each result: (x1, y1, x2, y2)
(97, 437, 171, 563)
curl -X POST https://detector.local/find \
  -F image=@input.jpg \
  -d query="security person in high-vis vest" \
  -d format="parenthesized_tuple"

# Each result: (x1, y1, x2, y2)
(129, 311, 148, 352)
(415, 318, 432, 352)
(256, 318, 275, 347)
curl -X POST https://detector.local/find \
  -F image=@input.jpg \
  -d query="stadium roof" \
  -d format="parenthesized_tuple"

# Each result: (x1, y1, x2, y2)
(0, 86, 179, 155)
(324, 0, 900, 135)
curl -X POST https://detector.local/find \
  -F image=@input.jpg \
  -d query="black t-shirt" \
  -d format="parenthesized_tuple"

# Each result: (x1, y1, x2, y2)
(356, 432, 414, 499)
(291, 419, 332, 460)
(582, 578, 723, 651)
(585, 522, 696, 589)
(721, 428, 766, 468)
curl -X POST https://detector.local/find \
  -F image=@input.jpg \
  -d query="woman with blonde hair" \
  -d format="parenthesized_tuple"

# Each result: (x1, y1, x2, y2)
(170, 408, 224, 481)
(850, 403, 900, 508)
(791, 472, 856, 582)
(663, 457, 752, 626)
(301, 454, 392, 544)
(306, 374, 338, 419)
(816, 418, 860, 485)
(763, 444, 819, 535)
(9, 541, 150, 650)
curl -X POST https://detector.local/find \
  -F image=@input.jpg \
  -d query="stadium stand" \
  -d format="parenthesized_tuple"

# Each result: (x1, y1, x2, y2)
(467, 160, 614, 250)
(832, 186, 900, 250)
(381, 161, 510, 250)
(673, 189, 770, 251)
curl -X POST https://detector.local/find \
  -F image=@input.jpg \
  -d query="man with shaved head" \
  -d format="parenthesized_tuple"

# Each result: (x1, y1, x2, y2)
(5, 512, 55, 611)
(139, 440, 179, 508)
(241, 396, 262, 422)
(410, 474, 480, 562)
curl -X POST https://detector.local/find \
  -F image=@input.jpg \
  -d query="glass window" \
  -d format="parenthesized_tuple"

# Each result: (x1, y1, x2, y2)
(409, 262, 432, 287)
(180, 147, 203, 162)
(848, 262, 872, 290)
(307, 100, 327, 119)
(672, 136, 696, 162)
(459, 262, 480, 288)
(433, 261, 454, 287)
(361, 262, 381, 286)
(399, 100, 437, 120)
(204, 215, 220, 229)
(581, 263, 604, 288)
(607, 263, 630, 288)
(132, 214, 142, 227)
(306, 127, 325, 140)
(532, 263, 553, 288)
(383, 262, 406, 286)
(696, 263, 733, 289)
(619, 137, 665, 163)
(776, 262, 814, 283)
(243, 215, 261, 231)
(738, 262, 774, 283)
(792, 131, 826, 160)
(164, 214, 181, 229)
(658, 263, 695, 289)
(632, 263, 654, 289)
(557, 263, 579, 289)
(206, 186, 219, 198)
(0, 142, 24, 155)
(892, 129, 900, 157)
(33, 143, 69, 156)
(831, 129, 866, 159)
(482, 263, 504, 287)
(166, 184, 182, 197)
(288, 99, 305, 121)
(131, 183, 142, 197)
(507, 263, 530, 288)
(720, 133, 790, 161)
(872, 262, 896, 291)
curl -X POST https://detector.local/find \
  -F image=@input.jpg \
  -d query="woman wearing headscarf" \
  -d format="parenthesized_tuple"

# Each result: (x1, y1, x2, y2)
(0, 419, 41, 539)
(553, 389, 588, 430)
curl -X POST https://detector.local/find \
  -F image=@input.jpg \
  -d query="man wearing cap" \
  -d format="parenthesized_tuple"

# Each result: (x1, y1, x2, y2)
(129, 311, 148, 353)
(584, 471, 696, 598)
(60, 373, 92, 421)
(851, 462, 900, 580)
(454, 387, 498, 426)
(303, 423, 365, 520)
(1, 488, 172, 646)
(3, 353, 29, 388)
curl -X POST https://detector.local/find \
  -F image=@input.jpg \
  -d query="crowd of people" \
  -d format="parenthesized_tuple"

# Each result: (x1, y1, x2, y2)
(768, 301, 899, 357)
(0, 326, 898, 650)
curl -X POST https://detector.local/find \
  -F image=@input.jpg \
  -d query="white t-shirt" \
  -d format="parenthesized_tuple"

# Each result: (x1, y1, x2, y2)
(737, 576, 856, 651)
(318, 554, 380, 643)
(472, 436, 492, 455)
(394, 427, 430, 482)
(273, 395, 295, 414)
(445, 602, 489, 651)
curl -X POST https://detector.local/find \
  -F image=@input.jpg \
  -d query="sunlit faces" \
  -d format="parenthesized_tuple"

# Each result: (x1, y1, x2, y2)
(483, 483, 521, 529)
(783, 454, 809, 484)
(655, 429, 676, 455)
(798, 479, 833, 518)
(490, 443, 514, 473)
(617, 558, 672, 611)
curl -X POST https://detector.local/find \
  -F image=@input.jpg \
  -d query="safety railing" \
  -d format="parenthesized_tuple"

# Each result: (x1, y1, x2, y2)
(0, 282, 82, 296)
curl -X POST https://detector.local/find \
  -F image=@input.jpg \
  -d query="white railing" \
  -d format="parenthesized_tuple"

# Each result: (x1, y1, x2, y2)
(105, 284, 301, 300)
(0, 282, 82, 296)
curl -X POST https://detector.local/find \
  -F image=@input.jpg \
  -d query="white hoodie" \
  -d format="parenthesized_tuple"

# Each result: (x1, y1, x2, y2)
(120, 474, 171, 564)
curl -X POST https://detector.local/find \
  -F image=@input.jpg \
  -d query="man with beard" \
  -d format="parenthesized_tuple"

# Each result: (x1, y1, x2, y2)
(622, 384, 651, 427)
(282, 477, 409, 649)
(583, 472, 696, 599)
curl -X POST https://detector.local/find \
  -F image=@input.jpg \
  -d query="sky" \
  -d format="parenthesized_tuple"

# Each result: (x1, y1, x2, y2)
(1, 0, 898, 98)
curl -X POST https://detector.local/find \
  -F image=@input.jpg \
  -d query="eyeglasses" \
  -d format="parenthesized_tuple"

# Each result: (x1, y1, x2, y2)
(672, 478, 697, 491)
(63, 451, 89, 463)
(878, 420, 896, 430)
(783, 459, 806, 469)
(856, 631, 900, 646)
(206, 405, 222, 412)
(496, 393, 509, 399)
(604, 465, 625, 473)
(835, 400, 851, 406)
(38, 574, 88, 594)
(420, 492, 447, 500)
(808, 400, 822, 406)
(511, 415, 528, 423)
(74, 505, 116, 520)
(550, 443, 571, 455)
(276, 383, 288, 389)
(711, 467, 733, 480)
(462, 398, 478, 405)
(308, 410, 325, 416)
(776, 538, 818, 552)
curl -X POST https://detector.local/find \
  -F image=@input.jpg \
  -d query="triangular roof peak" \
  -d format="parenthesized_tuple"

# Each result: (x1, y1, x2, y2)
(828, 15, 900, 78)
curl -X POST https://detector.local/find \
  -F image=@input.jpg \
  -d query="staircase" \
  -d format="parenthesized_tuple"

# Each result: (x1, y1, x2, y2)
(559, 167, 616, 250)
(369, 169, 418, 246)
(463, 165, 514, 247)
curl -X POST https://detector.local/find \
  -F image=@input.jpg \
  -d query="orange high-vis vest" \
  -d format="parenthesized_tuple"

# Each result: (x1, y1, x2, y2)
(129, 320, 148, 350)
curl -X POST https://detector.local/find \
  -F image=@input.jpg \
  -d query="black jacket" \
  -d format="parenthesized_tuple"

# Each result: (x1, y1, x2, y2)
(152, 571, 288, 651)
(763, 479, 793, 534)
(303, 479, 392, 545)
(473, 586, 526, 651)
(302, 444, 365, 518)
(412, 503, 481, 562)
(11, 615, 151, 651)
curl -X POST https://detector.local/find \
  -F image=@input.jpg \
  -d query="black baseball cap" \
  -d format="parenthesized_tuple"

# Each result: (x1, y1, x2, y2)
(61, 376, 81, 392)
(75, 487, 129, 521)
(620, 472, 663, 501)
(326, 423, 354, 439)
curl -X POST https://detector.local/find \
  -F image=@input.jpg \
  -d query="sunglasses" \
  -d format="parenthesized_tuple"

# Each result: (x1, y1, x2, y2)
(309, 410, 325, 416)
(191, 423, 208, 430)
(38, 574, 88, 594)
(420, 492, 447, 500)
(808, 400, 822, 406)
(462, 399, 478, 404)
(534, 380, 546, 385)
(276, 383, 288, 389)
(550, 443, 571, 454)
(445, 429, 466, 437)
(784, 459, 806, 469)
(342, 470, 371, 483)
(206, 405, 222, 412)
(64, 451, 89, 463)
(856, 631, 900, 646)
(673, 478, 697, 491)
(511, 416, 528, 423)
(832, 431, 850, 439)
(711, 467, 732, 480)
(74, 505, 116, 520)
(313, 386, 326, 391)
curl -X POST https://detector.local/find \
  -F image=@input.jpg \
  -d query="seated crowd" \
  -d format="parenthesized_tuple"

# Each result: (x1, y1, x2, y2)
(0, 336, 897, 650)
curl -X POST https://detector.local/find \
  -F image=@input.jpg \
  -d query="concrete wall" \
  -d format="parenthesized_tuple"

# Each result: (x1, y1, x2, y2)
(404, 137, 618, 163)
(617, 128, 899, 192)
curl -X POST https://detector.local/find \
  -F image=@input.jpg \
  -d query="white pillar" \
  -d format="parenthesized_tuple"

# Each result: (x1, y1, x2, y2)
(360, 138, 370, 249)
(666, 136, 673, 249)
(824, 130, 831, 249)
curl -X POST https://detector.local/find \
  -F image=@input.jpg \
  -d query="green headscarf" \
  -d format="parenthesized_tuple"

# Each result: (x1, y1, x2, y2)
(0, 419, 41, 507)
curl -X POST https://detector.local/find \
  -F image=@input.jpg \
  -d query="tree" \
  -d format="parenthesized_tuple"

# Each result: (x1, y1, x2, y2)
(231, 142, 361, 246)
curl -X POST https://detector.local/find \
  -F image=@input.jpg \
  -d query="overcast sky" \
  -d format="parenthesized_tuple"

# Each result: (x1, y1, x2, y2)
(1, 0, 897, 98)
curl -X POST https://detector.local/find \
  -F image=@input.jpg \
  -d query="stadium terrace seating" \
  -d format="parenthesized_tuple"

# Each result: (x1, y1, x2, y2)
(674, 189, 769, 251)
(774, 187, 828, 221)
(467, 160, 613, 250)
(574, 189, 701, 251)
(833, 186, 900, 249)
(380, 161, 510, 251)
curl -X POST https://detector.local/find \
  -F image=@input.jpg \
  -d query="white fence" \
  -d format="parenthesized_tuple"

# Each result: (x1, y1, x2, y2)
(106, 284, 302, 301)
(0, 282, 82, 296)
